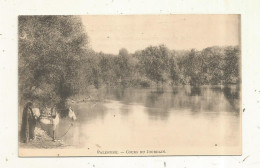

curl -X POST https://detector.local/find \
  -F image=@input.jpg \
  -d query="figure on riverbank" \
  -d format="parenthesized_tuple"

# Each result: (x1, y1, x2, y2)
(20, 102, 37, 143)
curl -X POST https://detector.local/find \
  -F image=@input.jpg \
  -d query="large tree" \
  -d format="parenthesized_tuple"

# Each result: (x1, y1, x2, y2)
(19, 16, 89, 109)
(138, 45, 173, 87)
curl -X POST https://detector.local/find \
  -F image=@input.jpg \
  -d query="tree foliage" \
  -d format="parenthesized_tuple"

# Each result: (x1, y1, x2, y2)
(19, 16, 89, 106)
(176, 46, 240, 86)
(137, 45, 176, 86)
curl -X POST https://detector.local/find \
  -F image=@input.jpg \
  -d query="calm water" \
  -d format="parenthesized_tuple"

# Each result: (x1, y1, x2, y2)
(55, 85, 241, 151)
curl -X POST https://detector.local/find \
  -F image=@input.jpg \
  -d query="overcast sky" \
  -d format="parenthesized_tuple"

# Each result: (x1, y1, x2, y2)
(81, 15, 240, 54)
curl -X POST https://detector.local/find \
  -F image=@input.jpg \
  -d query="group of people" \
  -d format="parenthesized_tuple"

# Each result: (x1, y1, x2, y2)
(20, 102, 57, 143)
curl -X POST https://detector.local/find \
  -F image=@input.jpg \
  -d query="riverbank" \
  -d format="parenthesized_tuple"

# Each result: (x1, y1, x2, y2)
(19, 127, 68, 149)
(18, 108, 75, 149)
(18, 99, 97, 149)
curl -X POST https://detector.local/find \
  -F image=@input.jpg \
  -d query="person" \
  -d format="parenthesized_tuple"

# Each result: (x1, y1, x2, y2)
(20, 102, 37, 143)
(51, 105, 57, 119)
(51, 105, 57, 141)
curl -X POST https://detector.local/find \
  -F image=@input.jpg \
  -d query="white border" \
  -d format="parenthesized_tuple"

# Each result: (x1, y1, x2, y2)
(1, 0, 260, 167)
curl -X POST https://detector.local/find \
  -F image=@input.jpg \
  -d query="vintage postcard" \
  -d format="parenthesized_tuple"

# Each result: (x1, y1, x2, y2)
(18, 15, 241, 156)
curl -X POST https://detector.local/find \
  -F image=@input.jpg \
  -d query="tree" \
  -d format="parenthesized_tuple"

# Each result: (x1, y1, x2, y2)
(168, 55, 179, 85)
(19, 16, 89, 110)
(199, 46, 225, 84)
(99, 53, 117, 86)
(119, 48, 129, 57)
(138, 45, 171, 87)
(223, 46, 240, 84)
(184, 49, 203, 86)
(114, 48, 133, 86)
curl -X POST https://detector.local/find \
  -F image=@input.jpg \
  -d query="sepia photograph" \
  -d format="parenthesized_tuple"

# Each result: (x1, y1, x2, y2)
(18, 15, 241, 156)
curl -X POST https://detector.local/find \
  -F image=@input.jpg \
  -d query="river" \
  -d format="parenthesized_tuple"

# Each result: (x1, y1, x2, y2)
(54, 85, 241, 154)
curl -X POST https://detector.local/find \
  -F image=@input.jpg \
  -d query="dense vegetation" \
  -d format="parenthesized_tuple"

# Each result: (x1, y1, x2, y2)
(78, 45, 240, 88)
(19, 16, 89, 107)
(19, 16, 240, 110)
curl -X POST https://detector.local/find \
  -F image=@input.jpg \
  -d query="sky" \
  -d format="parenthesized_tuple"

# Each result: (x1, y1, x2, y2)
(81, 15, 240, 54)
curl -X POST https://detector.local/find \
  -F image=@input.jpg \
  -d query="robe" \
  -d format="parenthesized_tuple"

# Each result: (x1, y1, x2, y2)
(20, 105, 36, 143)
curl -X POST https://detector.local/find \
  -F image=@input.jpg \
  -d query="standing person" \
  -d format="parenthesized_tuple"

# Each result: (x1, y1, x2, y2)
(20, 102, 37, 143)
(51, 105, 57, 141)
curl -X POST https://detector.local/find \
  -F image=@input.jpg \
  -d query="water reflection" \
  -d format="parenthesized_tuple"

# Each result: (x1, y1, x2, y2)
(222, 85, 240, 112)
(145, 91, 170, 120)
(102, 85, 240, 120)
(120, 104, 131, 116)
(189, 86, 201, 96)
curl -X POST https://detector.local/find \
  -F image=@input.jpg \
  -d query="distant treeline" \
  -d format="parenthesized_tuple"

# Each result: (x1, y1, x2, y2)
(79, 45, 240, 90)
(19, 16, 240, 107)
